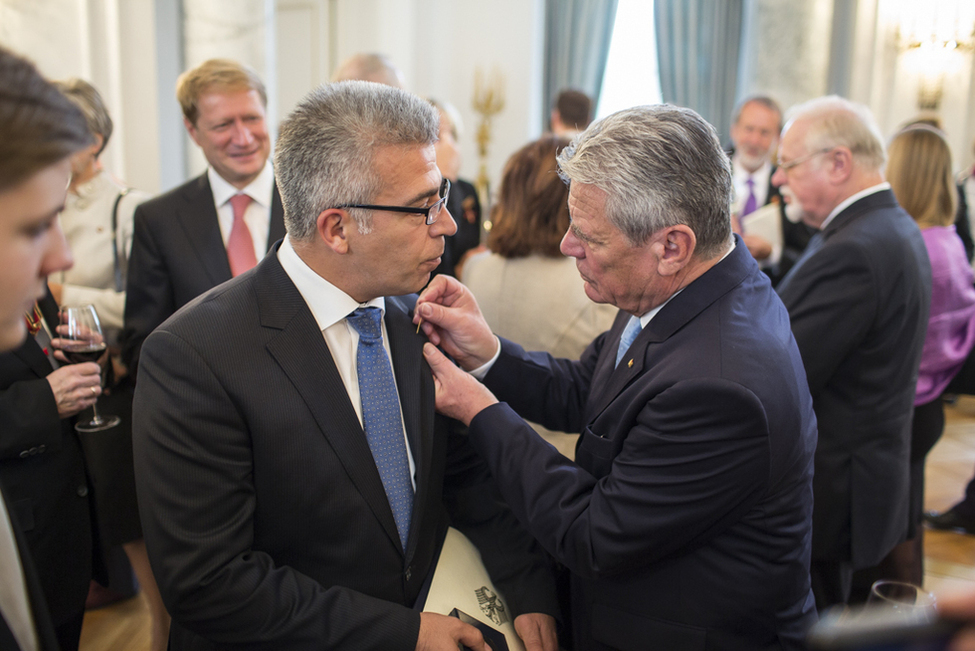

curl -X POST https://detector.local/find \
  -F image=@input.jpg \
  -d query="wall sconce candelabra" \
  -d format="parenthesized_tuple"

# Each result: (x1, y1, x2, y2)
(472, 66, 505, 230)
(895, 0, 975, 110)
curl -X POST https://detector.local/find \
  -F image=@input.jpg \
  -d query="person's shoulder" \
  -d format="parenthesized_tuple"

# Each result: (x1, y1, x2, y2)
(135, 173, 208, 217)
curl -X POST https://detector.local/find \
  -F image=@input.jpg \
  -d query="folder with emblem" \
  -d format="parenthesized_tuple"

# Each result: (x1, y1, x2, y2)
(420, 527, 526, 651)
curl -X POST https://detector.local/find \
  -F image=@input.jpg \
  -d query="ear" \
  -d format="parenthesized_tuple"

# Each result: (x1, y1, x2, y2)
(825, 146, 854, 185)
(654, 225, 696, 277)
(316, 208, 353, 254)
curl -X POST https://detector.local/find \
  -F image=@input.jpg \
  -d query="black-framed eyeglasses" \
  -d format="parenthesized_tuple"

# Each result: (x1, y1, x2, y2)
(335, 178, 450, 226)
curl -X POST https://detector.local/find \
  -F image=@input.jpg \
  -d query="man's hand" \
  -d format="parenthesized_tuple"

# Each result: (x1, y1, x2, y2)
(742, 234, 772, 261)
(514, 613, 558, 651)
(415, 275, 497, 371)
(46, 362, 101, 418)
(422, 343, 497, 425)
(416, 612, 487, 651)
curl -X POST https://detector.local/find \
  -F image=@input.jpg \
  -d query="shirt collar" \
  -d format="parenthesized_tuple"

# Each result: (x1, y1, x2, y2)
(208, 160, 274, 208)
(820, 182, 890, 231)
(277, 235, 384, 331)
(732, 156, 771, 186)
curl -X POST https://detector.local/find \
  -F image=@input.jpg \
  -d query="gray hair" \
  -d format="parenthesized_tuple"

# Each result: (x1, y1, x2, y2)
(331, 53, 404, 88)
(53, 78, 113, 157)
(557, 104, 733, 259)
(274, 80, 440, 241)
(784, 95, 886, 172)
(732, 94, 782, 132)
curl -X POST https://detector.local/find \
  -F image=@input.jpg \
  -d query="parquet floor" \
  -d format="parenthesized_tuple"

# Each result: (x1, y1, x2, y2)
(78, 399, 975, 651)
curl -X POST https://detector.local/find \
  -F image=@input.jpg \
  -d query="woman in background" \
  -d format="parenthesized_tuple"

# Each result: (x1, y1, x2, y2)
(53, 78, 170, 651)
(463, 135, 617, 458)
(878, 124, 975, 586)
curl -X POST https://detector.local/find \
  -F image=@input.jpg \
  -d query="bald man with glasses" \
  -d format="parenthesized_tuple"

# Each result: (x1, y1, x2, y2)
(774, 96, 931, 611)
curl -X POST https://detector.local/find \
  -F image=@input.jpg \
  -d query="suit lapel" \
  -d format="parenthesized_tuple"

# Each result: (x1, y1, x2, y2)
(256, 250, 404, 552)
(176, 175, 233, 285)
(384, 296, 432, 559)
(586, 237, 754, 422)
(13, 288, 58, 378)
(267, 184, 286, 251)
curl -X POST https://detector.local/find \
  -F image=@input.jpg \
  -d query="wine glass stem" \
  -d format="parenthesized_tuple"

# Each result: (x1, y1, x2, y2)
(90, 400, 105, 426)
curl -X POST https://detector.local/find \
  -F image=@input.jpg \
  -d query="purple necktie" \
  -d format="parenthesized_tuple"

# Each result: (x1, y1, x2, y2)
(741, 177, 758, 220)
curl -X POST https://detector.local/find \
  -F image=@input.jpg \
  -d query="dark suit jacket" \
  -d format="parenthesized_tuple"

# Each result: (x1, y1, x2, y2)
(132, 244, 557, 650)
(777, 189, 932, 569)
(121, 172, 286, 372)
(469, 239, 818, 650)
(0, 486, 61, 651)
(0, 291, 96, 630)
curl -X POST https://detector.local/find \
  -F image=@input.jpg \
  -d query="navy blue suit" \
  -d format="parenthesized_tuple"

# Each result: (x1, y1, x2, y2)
(468, 238, 818, 650)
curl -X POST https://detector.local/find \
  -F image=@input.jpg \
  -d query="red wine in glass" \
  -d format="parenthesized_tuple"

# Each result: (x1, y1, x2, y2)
(59, 305, 120, 432)
(62, 342, 107, 365)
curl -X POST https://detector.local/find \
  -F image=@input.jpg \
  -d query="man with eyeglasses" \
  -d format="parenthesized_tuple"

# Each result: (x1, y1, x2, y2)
(774, 96, 931, 611)
(132, 81, 558, 651)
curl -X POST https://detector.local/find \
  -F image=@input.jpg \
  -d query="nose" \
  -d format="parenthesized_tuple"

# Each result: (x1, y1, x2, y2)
(432, 206, 458, 237)
(771, 166, 786, 188)
(231, 119, 254, 146)
(41, 219, 73, 277)
(560, 228, 582, 258)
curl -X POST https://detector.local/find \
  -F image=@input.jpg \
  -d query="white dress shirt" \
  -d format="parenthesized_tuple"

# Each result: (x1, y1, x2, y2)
(276, 236, 416, 487)
(732, 157, 772, 215)
(209, 162, 274, 257)
(819, 182, 891, 231)
(0, 487, 38, 651)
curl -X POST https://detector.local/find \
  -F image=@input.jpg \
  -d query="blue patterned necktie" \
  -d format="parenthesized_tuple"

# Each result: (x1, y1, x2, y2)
(615, 316, 643, 368)
(347, 307, 413, 550)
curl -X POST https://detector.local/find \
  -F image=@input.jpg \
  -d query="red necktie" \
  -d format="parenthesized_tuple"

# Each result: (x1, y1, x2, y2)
(227, 194, 258, 277)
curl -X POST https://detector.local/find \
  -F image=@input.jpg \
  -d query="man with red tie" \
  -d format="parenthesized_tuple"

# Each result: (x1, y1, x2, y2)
(122, 59, 285, 373)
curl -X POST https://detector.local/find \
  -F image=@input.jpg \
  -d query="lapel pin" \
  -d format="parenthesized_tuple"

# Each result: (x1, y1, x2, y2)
(628, 359, 634, 368)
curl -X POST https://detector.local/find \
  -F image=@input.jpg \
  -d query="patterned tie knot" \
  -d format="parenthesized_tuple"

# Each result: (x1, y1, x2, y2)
(347, 307, 383, 344)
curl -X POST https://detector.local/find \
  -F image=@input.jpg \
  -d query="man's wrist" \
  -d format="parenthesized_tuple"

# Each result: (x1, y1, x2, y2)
(468, 336, 501, 379)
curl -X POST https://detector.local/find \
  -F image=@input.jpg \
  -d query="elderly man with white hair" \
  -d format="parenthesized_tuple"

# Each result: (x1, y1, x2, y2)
(774, 96, 932, 610)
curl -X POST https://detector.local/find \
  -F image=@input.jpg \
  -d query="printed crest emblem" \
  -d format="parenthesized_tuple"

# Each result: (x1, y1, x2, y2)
(475, 586, 507, 625)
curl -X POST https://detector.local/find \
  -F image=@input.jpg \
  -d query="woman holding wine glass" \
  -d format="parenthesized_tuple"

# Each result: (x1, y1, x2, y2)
(51, 78, 171, 650)
(0, 286, 103, 651)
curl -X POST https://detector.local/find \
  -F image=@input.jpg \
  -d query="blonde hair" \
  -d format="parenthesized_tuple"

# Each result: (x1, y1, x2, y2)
(176, 59, 266, 126)
(887, 125, 956, 229)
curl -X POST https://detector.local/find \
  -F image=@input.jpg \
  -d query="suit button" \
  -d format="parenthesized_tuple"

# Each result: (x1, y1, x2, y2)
(37, 445, 45, 453)
(29, 447, 38, 456)
(405, 566, 412, 581)
(19, 450, 29, 458)
(77, 486, 88, 497)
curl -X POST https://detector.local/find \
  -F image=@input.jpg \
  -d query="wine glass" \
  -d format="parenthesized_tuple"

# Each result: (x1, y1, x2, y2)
(59, 304, 120, 432)
(866, 580, 937, 624)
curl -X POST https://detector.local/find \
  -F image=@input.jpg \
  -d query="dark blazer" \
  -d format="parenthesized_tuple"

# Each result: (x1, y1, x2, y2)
(777, 189, 932, 569)
(0, 486, 61, 651)
(0, 291, 96, 631)
(121, 172, 286, 372)
(132, 244, 557, 650)
(469, 239, 818, 650)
